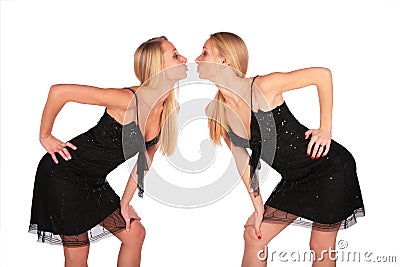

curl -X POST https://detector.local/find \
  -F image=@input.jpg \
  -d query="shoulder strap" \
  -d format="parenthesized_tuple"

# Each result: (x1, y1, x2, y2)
(250, 75, 259, 110)
(124, 87, 139, 124)
(249, 75, 261, 198)
(124, 87, 148, 198)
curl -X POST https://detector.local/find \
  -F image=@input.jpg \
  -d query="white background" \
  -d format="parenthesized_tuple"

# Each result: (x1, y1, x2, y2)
(1, 0, 400, 266)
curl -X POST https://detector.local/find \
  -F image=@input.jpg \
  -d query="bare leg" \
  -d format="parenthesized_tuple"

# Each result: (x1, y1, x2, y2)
(309, 226, 339, 267)
(63, 236, 90, 267)
(113, 220, 146, 267)
(241, 221, 290, 267)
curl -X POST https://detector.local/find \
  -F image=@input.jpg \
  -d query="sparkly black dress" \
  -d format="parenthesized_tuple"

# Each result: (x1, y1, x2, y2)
(228, 77, 365, 230)
(29, 88, 160, 246)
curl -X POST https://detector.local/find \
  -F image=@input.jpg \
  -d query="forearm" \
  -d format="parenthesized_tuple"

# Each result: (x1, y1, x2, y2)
(121, 170, 139, 207)
(120, 145, 157, 206)
(226, 138, 264, 211)
(231, 144, 264, 212)
(240, 166, 264, 212)
(39, 85, 68, 139)
(316, 69, 333, 131)
(222, 133, 232, 150)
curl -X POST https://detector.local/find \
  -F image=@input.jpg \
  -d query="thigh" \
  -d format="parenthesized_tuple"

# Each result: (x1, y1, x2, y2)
(244, 215, 293, 245)
(63, 232, 90, 260)
(310, 224, 339, 249)
(113, 220, 146, 245)
(61, 232, 90, 248)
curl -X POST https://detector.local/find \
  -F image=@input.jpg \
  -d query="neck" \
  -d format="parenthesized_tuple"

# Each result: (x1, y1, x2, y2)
(214, 75, 249, 105)
(138, 80, 177, 109)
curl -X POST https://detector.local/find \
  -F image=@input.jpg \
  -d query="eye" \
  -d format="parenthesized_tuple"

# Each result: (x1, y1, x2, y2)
(173, 53, 179, 59)
(202, 51, 207, 56)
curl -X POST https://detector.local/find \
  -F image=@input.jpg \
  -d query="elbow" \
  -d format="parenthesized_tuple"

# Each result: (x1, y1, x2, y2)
(319, 67, 332, 79)
(49, 84, 62, 96)
(314, 67, 332, 86)
(48, 84, 68, 103)
(50, 84, 63, 90)
(47, 84, 70, 105)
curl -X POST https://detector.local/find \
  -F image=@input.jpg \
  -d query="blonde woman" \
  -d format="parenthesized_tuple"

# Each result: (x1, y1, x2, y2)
(29, 36, 187, 267)
(196, 32, 364, 267)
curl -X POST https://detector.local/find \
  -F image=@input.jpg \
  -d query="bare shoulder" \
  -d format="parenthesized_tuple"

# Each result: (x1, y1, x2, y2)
(101, 86, 139, 110)
(250, 73, 284, 96)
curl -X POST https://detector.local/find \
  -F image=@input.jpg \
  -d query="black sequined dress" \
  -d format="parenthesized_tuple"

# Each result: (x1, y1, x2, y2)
(228, 77, 365, 230)
(29, 88, 160, 246)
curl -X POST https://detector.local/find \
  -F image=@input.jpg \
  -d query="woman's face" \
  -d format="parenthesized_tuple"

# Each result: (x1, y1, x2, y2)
(161, 40, 187, 81)
(196, 39, 225, 79)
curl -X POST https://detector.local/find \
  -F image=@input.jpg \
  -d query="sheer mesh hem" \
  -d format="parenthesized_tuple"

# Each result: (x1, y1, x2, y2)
(28, 208, 135, 247)
(263, 205, 365, 231)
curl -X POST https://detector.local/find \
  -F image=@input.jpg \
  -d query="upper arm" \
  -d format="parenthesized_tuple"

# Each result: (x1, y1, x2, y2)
(50, 84, 133, 110)
(222, 132, 232, 150)
(230, 144, 250, 178)
(146, 143, 159, 163)
(258, 67, 332, 95)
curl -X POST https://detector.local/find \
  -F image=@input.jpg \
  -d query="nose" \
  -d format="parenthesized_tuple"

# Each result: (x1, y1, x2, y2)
(181, 55, 187, 64)
(195, 55, 201, 62)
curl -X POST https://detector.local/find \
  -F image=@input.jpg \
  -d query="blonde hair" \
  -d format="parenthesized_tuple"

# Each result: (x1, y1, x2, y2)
(134, 36, 178, 155)
(207, 32, 249, 145)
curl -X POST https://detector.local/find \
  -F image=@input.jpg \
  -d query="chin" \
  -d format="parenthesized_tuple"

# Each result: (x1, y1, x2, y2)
(199, 73, 211, 80)
(169, 73, 187, 83)
(179, 72, 188, 80)
(197, 71, 205, 79)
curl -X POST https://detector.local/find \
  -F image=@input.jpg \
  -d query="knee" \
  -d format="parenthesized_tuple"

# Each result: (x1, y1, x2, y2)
(243, 227, 267, 248)
(135, 221, 146, 243)
(123, 220, 146, 246)
(309, 238, 335, 254)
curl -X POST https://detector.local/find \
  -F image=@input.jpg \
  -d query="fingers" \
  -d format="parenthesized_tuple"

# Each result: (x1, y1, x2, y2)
(255, 224, 262, 240)
(124, 205, 141, 231)
(306, 130, 331, 160)
(257, 231, 262, 240)
(125, 217, 131, 232)
(50, 152, 59, 164)
(120, 206, 132, 231)
(121, 210, 131, 231)
(57, 149, 69, 161)
(306, 130, 317, 156)
(58, 142, 76, 161)
(306, 138, 315, 157)
(304, 129, 312, 140)
(244, 223, 252, 229)
(43, 136, 76, 162)
(66, 142, 77, 150)
(254, 213, 262, 239)
(244, 218, 253, 228)
(62, 148, 72, 160)
(311, 142, 330, 160)
(317, 142, 331, 159)
(310, 142, 325, 159)
(322, 142, 331, 157)
(315, 145, 325, 159)
(310, 142, 321, 160)
(128, 205, 141, 220)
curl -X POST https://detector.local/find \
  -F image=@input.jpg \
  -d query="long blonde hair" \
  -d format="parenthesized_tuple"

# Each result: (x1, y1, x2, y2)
(134, 36, 178, 155)
(207, 32, 249, 145)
